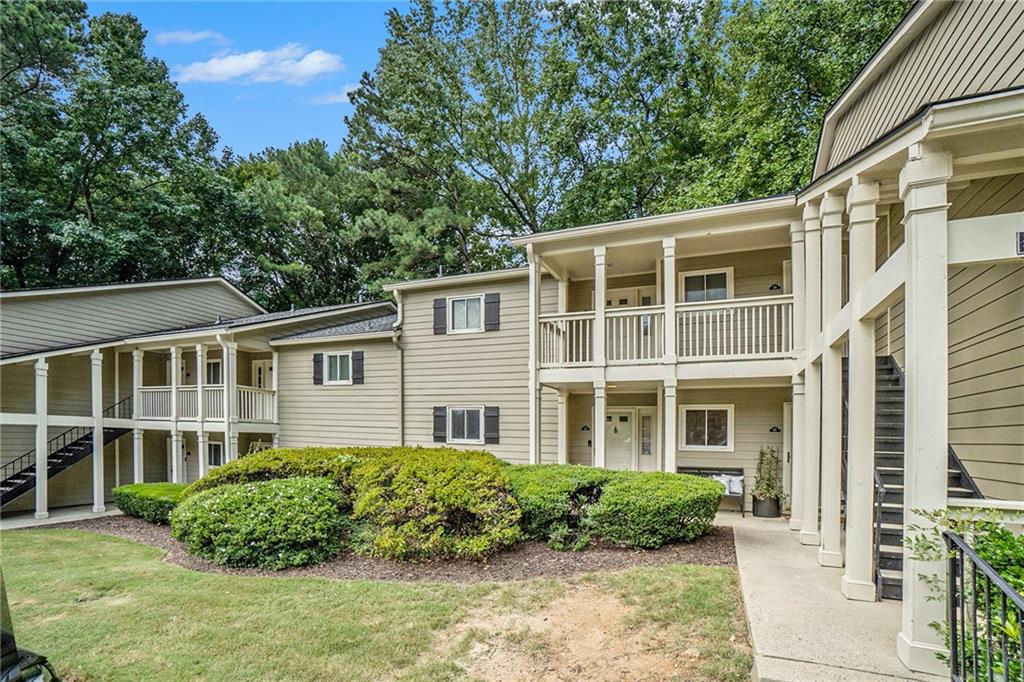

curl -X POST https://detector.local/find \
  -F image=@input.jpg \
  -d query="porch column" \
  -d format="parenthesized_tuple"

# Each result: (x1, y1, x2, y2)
(662, 238, 677, 363)
(91, 349, 105, 513)
(527, 247, 542, 464)
(896, 144, 952, 675)
(799, 201, 822, 546)
(662, 378, 678, 473)
(132, 349, 143, 483)
(229, 433, 240, 462)
(170, 346, 179, 422)
(132, 429, 144, 483)
(197, 430, 208, 479)
(594, 246, 607, 366)
(556, 390, 568, 464)
(170, 430, 183, 483)
(271, 349, 279, 423)
(196, 343, 205, 426)
(788, 218, 806, 530)
(818, 191, 844, 568)
(843, 178, 880, 601)
(593, 381, 606, 468)
(34, 359, 49, 519)
(225, 342, 238, 461)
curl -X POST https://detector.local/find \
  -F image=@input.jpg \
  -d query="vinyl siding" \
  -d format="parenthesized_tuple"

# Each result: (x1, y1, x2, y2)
(276, 338, 401, 447)
(1, 280, 262, 358)
(828, 1, 1024, 170)
(400, 275, 559, 463)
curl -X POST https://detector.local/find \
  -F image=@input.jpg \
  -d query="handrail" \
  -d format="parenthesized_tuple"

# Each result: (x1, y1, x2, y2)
(538, 310, 595, 321)
(606, 304, 664, 316)
(676, 293, 793, 310)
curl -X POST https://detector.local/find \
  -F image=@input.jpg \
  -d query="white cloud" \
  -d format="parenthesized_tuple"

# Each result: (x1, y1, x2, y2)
(174, 43, 343, 85)
(155, 30, 229, 46)
(312, 83, 360, 105)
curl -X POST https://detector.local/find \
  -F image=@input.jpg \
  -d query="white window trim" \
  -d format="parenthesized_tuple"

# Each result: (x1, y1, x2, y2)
(206, 358, 223, 385)
(446, 293, 486, 334)
(678, 267, 735, 303)
(325, 351, 353, 385)
(447, 405, 485, 445)
(679, 404, 735, 452)
(207, 441, 224, 468)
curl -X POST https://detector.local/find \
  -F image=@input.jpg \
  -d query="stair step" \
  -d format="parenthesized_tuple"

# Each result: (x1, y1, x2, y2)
(878, 569, 903, 600)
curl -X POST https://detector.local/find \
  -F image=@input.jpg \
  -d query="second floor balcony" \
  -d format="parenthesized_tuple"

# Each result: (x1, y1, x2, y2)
(137, 384, 276, 423)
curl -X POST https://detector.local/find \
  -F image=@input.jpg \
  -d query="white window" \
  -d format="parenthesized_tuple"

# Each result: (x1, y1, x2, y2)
(679, 268, 733, 303)
(640, 414, 654, 456)
(205, 359, 222, 385)
(208, 442, 224, 468)
(326, 352, 352, 385)
(680, 405, 734, 451)
(448, 294, 484, 333)
(448, 406, 484, 444)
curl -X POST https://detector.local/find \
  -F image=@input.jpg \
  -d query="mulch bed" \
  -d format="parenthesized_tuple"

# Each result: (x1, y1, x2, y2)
(34, 515, 736, 583)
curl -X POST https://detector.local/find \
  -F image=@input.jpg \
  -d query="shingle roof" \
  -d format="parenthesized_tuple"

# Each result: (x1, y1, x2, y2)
(272, 312, 398, 341)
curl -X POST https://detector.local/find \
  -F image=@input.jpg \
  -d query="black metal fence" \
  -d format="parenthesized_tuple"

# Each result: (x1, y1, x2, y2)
(944, 531, 1024, 682)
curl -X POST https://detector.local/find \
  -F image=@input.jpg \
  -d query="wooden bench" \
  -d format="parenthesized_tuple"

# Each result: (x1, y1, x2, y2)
(677, 466, 746, 517)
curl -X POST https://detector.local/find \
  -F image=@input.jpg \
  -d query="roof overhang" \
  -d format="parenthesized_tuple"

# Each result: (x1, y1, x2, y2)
(269, 331, 394, 347)
(383, 268, 528, 293)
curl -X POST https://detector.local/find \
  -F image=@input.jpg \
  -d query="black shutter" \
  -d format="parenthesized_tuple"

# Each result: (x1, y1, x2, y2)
(312, 353, 324, 385)
(352, 351, 364, 384)
(484, 292, 500, 331)
(484, 406, 500, 444)
(433, 298, 447, 335)
(433, 407, 447, 442)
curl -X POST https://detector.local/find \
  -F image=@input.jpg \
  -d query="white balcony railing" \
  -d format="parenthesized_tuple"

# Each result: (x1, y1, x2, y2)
(134, 385, 273, 422)
(676, 294, 792, 361)
(138, 387, 173, 419)
(204, 386, 225, 419)
(237, 386, 275, 423)
(539, 311, 594, 368)
(177, 387, 199, 419)
(606, 306, 664, 364)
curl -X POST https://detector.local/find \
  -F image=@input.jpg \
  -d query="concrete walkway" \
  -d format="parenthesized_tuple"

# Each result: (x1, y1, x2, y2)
(1, 505, 121, 531)
(719, 513, 946, 682)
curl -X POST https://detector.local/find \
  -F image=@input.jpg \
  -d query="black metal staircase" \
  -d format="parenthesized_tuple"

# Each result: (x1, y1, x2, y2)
(841, 357, 983, 601)
(0, 397, 132, 506)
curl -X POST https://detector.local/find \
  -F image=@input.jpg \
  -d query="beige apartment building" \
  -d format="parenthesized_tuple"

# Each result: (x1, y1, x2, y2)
(1, 1, 1022, 675)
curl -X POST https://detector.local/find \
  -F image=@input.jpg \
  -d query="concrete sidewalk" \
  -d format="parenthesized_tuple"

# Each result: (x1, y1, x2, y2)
(1, 504, 121, 531)
(719, 513, 946, 681)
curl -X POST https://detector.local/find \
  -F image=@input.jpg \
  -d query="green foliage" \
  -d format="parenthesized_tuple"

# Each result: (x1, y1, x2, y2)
(752, 446, 786, 501)
(349, 449, 522, 560)
(589, 472, 724, 549)
(504, 464, 616, 550)
(170, 477, 346, 569)
(112, 483, 188, 524)
(974, 525, 1024, 594)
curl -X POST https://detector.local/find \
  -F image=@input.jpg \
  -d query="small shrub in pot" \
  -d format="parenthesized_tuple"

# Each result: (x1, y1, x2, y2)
(752, 446, 785, 518)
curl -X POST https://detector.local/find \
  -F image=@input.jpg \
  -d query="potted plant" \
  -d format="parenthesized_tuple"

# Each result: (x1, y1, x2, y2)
(752, 446, 786, 518)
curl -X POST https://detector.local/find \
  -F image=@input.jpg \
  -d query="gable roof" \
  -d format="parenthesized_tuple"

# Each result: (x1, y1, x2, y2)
(270, 312, 398, 345)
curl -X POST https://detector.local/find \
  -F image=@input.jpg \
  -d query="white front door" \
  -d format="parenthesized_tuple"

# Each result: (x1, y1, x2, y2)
(605, 410, 635, 471)
(251, 360, 273, 389)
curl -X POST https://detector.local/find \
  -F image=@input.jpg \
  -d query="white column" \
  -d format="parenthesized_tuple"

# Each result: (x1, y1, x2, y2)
(896, 144, 952, 675)
(789, 374, 805, 530)
(170, 346, 179, 422)
(196, 343, 205, 425)
(272, 433, 280, 448)
(228, 433, 240, 462)
(91, 349, 105, 512)
(34, 359, 49, 519)
(843, 178, 880, 601)
(593, 246, 607, 366)
(818, 191, 844, 568)
(271, 349, 279, 423)
(800, 201, 822, 546)
(197, 430, 208, 479)
(663, 378, 678, 473)
(114, 351, 120, 488)
(593, 382, 606, 468)
(527, 248, 542, 464)
(789, 217, 807, 530)
(132, 428, 144, 483)
(225, 342, 238, 460)
(556, 390, 568, 464)
(170, 430, 183, 483)
(662, 238, 677, 363)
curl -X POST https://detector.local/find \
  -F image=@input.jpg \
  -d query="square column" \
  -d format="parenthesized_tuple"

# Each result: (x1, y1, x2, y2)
(196, 344, 205, 425)
(556, 390, 568, 464)
(224, 342, 238, 460)
(594, 246, 607, 366)
(663, 378, 677, 473)
(527, 248, 542, 464)
(843, 178, 880, 601)
(132, 349, 144, 483)
(789, 374, 805, 530)
(228, 433, 240, 462)
(91, 349, 105, 513)
(34, 359, 49, 519)
(799, 201, 822, 546)
(788, 217, 807, 530)
(818, 191, 844, 568)
(896, 144, 953, 675)
(662, 239, 677, 363)
(132, 428, 144, 483)
(593, 382, 606, 468)
(170, 346, 179, 422)
(197, 431, 208, 479)
(170, 430, 183, 483)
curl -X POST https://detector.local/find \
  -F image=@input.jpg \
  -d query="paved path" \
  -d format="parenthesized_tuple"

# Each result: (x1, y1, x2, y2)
(719, 513, 946, 681)
(1, 504, 121, 530)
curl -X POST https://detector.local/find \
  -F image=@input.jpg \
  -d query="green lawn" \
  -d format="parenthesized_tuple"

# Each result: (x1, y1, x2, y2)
(3, 529, 751, 681)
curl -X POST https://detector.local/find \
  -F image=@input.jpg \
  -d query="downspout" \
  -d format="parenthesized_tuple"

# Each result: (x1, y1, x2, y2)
(391, 291, 405, 446)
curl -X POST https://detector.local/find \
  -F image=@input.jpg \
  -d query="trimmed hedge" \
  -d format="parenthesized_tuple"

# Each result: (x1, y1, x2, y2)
(350, 449, 522, 560)
(170, 477, 346, 569)
(112, 483, 188, 524)
(589, 472, 724, 548)
(504, 465, 616, 550)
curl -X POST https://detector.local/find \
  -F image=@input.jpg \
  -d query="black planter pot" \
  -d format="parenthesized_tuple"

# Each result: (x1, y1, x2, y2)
(753, 497, 781, 518)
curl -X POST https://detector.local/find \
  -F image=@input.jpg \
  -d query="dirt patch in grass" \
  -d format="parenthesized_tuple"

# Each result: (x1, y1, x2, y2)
(39, 514, 736, 583)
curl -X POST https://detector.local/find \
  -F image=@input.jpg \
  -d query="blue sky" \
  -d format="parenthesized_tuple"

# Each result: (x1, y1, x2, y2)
(90, 2, 408, 155)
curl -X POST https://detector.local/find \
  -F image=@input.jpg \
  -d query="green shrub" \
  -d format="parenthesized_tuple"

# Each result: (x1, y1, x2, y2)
(505, 465, 616, 550)
(350, 448, 521, 560)
(170, 477, 346, 569)
(588, 472, 724, 549)
(975, 524, 1024, 593)
(112, 483, 188, 524)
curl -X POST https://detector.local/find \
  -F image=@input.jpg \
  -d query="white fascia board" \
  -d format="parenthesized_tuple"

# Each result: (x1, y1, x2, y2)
(383, 268, 528, 293)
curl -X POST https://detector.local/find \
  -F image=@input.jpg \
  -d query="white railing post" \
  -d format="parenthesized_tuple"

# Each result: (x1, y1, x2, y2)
(34, 359, 49, 519)
(91, 349, 105, 513)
